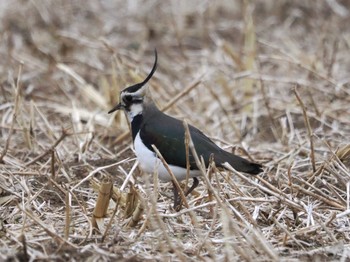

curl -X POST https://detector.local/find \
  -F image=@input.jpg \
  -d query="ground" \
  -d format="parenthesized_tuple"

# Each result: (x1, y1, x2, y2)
(1, 0, 350, 261)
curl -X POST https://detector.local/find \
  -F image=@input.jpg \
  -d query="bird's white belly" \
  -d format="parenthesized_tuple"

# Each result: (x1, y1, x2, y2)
(134, 132, 201, 182)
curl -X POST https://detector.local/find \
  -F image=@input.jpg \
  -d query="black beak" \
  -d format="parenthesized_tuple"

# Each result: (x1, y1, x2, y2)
(108, 103, 123, 114)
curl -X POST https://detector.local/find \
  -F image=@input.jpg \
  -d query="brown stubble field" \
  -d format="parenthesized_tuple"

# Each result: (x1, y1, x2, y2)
(1, 1, 350, 261)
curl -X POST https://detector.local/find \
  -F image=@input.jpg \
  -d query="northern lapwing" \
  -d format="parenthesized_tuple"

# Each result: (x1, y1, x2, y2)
(109, 50, 263, 210)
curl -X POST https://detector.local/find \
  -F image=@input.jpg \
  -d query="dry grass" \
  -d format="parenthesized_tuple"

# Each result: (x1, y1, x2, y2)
(1, 0, 350, 261)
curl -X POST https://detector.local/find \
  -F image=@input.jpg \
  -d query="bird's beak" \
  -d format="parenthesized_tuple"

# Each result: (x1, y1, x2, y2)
(108, 103, 124, 114)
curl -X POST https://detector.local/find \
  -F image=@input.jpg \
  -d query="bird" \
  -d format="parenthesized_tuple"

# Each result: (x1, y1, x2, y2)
(108, 50, 263, 210)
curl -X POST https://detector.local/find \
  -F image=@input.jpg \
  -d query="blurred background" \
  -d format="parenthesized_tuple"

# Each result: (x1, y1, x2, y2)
(1, 0, 350, 260)
(1, 0, 349, 144)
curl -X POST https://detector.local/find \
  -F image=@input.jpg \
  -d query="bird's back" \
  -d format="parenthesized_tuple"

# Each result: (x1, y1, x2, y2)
(140, 107, 262, 175)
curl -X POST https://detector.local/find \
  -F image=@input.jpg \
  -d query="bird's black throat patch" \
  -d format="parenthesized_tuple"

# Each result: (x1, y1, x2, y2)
(131, 114, 143, 141)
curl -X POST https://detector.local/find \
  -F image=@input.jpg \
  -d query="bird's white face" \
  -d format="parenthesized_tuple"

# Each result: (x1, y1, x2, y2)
(108, 49, 157, 119)
(119, 91, 144, 122)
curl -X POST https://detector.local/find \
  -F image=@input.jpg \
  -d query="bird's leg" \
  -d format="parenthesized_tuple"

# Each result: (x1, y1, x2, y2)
(172, 181, 181, 210)
(185, 177, 199, 196)
(172, 178, 199, 211)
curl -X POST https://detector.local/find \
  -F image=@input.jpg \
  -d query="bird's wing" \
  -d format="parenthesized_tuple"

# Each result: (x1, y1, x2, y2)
(140, 112, 262, 174)
(140, 113, 221, 170)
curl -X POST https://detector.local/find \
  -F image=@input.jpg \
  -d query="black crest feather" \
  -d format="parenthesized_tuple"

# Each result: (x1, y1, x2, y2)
(125, 49, 158, 93)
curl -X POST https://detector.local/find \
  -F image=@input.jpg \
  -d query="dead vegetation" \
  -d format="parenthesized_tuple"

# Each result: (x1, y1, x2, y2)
(1, 0, 350, 261)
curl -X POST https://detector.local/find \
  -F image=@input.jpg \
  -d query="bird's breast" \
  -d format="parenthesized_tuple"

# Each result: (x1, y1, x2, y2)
(134, 132, 201, 182)
(130, 114, 144, 141)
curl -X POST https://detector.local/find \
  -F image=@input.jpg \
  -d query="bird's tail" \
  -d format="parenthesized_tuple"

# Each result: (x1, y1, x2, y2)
(218, 151, 263, 175)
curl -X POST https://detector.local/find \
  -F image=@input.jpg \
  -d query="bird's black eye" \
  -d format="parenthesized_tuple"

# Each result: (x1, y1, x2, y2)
(123, 95, 133, 103)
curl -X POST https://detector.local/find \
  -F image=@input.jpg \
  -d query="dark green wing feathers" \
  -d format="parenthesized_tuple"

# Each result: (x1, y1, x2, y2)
(140, 113, 262, 175)
(140, 113, 198, 169)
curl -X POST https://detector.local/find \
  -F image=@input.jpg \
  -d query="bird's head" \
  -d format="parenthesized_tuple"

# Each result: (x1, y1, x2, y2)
(108, 50, 158, 122)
